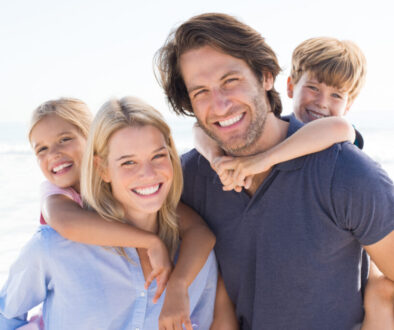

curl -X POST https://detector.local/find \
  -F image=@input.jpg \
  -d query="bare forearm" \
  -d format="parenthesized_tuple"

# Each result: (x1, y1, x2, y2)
(44, 197, 158, 248)
(265, 117, 355, 166)
(193, 122, 223, 164)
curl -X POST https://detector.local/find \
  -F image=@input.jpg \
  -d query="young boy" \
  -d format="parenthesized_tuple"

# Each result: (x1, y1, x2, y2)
(194, 36, 394, 330)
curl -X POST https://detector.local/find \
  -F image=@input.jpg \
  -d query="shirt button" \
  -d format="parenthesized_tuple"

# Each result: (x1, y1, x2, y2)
(140, 292, 145, 297)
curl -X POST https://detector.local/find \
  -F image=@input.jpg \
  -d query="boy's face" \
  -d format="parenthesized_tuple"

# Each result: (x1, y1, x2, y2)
(287, 72, 353, 123)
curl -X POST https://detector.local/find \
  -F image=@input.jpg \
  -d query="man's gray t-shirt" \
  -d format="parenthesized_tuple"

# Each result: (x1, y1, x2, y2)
(181, 115, 394, 330)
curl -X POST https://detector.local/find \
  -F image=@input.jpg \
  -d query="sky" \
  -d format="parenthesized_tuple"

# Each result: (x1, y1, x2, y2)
(1, 0, 393, 126)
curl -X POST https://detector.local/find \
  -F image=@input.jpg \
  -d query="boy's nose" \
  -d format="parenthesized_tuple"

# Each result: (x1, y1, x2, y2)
(315, 93, 329, 109)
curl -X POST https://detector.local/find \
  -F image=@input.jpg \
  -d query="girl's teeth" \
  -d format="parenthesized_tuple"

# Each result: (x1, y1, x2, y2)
(53, 163, 72, 173)
(133, 184, 160, 196)
(219, 114, 243, 127)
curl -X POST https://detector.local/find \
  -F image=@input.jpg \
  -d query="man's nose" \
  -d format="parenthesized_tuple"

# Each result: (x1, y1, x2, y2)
(211, 88, 232, 115)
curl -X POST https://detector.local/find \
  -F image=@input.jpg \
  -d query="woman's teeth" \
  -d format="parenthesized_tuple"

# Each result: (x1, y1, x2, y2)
(52, 163, 72, 173)
(133, 184, 160, 196)
(218, 114, 243, 127)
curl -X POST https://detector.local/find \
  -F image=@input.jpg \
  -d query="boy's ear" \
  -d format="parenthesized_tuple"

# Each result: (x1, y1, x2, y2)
(287, 76, 294, 98)
(262, 72, 274, 91)
(94, 155, 110, 183)
(344, 100, 354, 115)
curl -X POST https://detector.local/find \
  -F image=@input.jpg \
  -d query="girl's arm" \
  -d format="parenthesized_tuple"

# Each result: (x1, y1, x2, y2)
(215, 117, 356, 190)
(210, 275, 239, 330)
(159, 202, 216, 329)
(43, 195, 171, 299)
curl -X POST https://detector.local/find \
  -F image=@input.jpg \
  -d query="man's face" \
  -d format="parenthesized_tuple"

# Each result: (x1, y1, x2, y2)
(288, 72, 352, 123)
(180, 45, 273, 155)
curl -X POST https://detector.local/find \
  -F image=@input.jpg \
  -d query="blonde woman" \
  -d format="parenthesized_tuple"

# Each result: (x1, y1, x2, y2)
(0, 97, 218, 330)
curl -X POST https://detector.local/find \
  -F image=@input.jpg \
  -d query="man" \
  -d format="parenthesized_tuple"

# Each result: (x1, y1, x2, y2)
(156, 13, 394, 329)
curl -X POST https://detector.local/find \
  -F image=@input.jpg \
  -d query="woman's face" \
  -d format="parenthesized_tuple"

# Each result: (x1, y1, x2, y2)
(103, 125, 173, 220)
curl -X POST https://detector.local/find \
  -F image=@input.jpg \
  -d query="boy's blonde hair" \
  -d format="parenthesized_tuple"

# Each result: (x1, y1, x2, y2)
(81, 96, 182, 259)
(29, 98, 92, 141)
(291, 37, 367, 102)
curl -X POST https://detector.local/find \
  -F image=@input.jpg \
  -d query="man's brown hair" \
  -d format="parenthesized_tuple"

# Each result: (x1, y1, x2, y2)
(291, 37, 367, 102)
(155, 13, 282, 117)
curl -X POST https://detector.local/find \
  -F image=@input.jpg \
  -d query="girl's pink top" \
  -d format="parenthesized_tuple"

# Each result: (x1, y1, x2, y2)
(39, 181, 83, 224)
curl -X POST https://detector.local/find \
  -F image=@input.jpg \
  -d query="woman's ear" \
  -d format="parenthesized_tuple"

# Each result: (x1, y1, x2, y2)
(94, 155, 110, 183)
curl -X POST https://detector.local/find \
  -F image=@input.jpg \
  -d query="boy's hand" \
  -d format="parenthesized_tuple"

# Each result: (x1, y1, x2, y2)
(158, 281, 193, 330)
(145, 238, 173, 303)
(213, 153, 273, 192)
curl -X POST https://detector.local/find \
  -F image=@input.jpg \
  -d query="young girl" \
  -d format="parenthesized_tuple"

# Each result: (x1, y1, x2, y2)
(8, 97, 216, 329)
(0, 97, 219, 329)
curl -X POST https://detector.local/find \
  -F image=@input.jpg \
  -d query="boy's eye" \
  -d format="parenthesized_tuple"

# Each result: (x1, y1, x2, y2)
(307, 85, 318, 91)
(332, 93, 343, 99)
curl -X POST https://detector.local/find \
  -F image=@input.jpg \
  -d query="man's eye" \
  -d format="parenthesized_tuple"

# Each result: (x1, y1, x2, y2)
(193, 89, 207, 99)
(224, 78, 238, 85)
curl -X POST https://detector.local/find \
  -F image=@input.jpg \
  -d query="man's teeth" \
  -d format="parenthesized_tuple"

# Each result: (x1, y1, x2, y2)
(133, 184, 160, 196)
(53, 163, 72, 173)
(218, 114, 243, 127)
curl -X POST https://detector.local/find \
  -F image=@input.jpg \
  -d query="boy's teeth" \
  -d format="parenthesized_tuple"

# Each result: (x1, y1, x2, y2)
(53, 163, 72, 173)
(218, 114, 243, 127)
(133, 184, 160, 196)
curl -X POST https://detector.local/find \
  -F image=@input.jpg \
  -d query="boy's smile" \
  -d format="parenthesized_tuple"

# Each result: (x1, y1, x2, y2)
(287, 72, 353, 123)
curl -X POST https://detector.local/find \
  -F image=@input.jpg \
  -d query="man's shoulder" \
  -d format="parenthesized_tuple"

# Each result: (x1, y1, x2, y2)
(181, 148, 213, 178)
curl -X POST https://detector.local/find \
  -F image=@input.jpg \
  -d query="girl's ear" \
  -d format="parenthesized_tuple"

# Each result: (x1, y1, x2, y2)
(94, 156, 110, 183)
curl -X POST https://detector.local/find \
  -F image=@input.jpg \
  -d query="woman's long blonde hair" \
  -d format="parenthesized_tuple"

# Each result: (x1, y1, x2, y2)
(81, 96, 182, 259)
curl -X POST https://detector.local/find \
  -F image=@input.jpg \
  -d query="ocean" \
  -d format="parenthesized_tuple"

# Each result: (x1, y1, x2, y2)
(0, 111, 393, 286)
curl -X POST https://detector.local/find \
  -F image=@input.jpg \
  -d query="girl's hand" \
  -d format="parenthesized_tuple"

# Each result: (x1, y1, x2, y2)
(158, 281, 193, 330)
(145, 238, 173, 303)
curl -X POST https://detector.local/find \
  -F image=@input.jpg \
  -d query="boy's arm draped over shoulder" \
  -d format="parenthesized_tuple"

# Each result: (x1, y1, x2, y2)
(331, 144, 394, 279)
(0, 230, 49, 329)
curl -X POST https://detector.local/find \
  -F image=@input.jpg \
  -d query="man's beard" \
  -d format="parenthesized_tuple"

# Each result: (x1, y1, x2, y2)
(196, 93, 269, 156)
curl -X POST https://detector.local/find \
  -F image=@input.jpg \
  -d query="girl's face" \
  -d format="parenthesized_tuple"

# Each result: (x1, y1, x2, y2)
(102, 125, 173, 222)
(30, 114, 86, 192)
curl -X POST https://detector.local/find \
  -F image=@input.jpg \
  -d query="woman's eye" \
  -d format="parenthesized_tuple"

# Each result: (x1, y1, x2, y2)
(153, 153, 167, 160)
(121, 160, 135, 166)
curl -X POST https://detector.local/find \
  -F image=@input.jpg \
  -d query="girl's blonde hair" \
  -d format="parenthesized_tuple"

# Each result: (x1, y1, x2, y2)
(81, 96, 182, 259)
(28, 98, 92, 141)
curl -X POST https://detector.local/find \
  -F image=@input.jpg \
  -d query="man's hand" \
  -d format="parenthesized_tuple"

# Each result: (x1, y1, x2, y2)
(158, 281, 193, 330)
(145, 238, 173, 303)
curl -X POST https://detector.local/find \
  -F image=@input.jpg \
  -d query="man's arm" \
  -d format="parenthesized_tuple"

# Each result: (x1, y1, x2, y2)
(364, 231, 394, 281)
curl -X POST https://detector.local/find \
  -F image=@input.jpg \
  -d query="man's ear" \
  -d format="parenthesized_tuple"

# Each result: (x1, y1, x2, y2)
(94, 155, 110, 183)
(262, 72, 274, 91)
(287, 76, 294, 98)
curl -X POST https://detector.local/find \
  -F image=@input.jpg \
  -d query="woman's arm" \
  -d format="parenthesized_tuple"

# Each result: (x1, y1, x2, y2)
(193, 122, 223, 166)
(215, 117, 356, 190)
(159, 202, 216, 329)
(43, 195, 171, 298)
(210, 275, 239, 330)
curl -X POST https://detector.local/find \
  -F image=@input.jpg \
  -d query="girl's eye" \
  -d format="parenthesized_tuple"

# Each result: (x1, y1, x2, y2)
(36, 146, 47, 154)
(60, 137, 72, 143)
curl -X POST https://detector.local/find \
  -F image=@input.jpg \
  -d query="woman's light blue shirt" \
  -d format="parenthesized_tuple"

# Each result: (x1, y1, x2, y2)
(0, 226, 217, 330)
